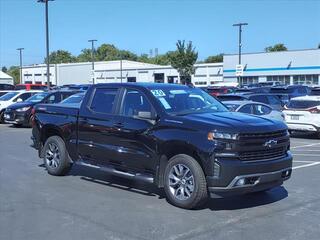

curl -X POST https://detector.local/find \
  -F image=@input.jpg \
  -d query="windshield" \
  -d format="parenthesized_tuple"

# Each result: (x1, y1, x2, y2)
(287, 100, 320, 109)
(26, 92, 49, 103)
(0, 92, 19, 101)
(60, 93, 85, 104)
(149, 86, 228, 115)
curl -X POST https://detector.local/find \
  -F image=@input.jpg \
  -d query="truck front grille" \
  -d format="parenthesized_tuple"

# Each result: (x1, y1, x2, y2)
(239, 130, 288, 141)
(239, 147, 287, 162)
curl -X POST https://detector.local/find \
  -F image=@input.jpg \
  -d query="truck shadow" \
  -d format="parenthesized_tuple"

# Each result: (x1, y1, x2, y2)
(204, 186, 288, 211)
(38, 163, 288, 211)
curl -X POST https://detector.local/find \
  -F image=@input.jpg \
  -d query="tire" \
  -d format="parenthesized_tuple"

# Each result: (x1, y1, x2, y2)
(0, 111, 4, 123)
(43, 136, 72, 176)
(164, 154, 208, 209)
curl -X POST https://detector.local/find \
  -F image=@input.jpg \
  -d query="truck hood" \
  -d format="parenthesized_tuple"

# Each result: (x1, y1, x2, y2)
(178, 111, 286, 133)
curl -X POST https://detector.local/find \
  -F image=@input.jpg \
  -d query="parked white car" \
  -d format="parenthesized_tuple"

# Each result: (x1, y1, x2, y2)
(283, 96, 320, 136)
(0, 90, 43, 123)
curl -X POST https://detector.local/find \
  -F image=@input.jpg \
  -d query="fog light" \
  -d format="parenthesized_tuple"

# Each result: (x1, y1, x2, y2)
(235, 178, 246, 186)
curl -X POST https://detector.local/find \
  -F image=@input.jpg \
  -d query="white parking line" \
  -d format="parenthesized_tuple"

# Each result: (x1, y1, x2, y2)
(291, 143, 320, 149)
(293, 160, 317, 163)
(292, 154, 320, 157)
(293, 162, 320, 170)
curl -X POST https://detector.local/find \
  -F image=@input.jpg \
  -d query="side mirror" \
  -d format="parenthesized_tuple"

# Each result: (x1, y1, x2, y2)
(16, 98, 23, 103)
(135, 111, 158, 124)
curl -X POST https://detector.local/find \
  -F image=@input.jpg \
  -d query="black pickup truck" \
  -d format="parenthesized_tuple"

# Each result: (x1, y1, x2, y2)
(32, 83, 292, 209)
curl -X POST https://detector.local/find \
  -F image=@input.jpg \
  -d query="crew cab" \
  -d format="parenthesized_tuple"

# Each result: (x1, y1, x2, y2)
(32, 83, 292, 209)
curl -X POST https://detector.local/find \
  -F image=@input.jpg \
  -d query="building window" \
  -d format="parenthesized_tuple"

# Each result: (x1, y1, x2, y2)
(24, 81, 32, 84)
(241, 76, 259, 85)
(293, 75, 319, 85)
(24, 74, 32, 77)
(267, 75, 290, 85)
(35, 74, 42, 76)
(127, 77, 136, 82)
(194, 81, 207, 85)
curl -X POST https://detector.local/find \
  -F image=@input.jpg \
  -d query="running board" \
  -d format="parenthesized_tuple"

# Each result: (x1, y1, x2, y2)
(76, 161, 154, 184)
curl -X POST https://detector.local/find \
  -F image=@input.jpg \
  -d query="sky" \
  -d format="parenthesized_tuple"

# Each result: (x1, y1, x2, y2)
(0, 0, 319, 67)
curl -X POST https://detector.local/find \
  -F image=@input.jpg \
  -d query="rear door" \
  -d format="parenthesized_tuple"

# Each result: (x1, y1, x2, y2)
(111, 88, 158, 172)
(77, 87, 120, 165)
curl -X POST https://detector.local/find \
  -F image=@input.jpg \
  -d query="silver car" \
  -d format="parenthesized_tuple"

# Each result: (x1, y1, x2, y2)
(222, 100, 285, 121)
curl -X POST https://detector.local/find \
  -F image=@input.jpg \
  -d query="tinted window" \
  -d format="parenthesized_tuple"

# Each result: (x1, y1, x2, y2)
(310, 89, 320, 96)
(90, 88, 117, 114)
(26, 92, 49, 103)
(253, 104, 271, 115)
(46, 93, 58, 104)
(238, 104, 252, 114)
(0, 92, 19, 101)
(250, 95, 268, 104)
(60, 93, 85, 104)
(121, 90, 153, 117)
(15, 93, 32, 101)
(266, 95, 281, 105)
(287, 100, 320, 109)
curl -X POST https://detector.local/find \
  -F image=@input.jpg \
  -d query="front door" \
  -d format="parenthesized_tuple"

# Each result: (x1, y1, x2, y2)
(112, 88, 158, 173)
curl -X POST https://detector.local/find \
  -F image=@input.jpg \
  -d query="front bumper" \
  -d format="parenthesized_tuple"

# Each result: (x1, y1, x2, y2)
(207, 152, 293, 197)
(287, 123, 320, 132)
(4, 110, 30, 125)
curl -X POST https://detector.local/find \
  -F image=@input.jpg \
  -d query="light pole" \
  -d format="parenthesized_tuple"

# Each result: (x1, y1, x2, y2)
(16, 48, 24, 84)
(38, 0, 54, 90)
(88, 39, 97, 84)
(232, 22, 248, 85)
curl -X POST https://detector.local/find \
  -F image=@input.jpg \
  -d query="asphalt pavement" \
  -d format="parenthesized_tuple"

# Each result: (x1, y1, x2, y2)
(0, 125, 320, 240)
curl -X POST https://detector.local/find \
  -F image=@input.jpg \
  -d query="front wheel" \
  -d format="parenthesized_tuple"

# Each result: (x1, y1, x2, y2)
(43, 136, 72, 176)
(164, 154, 208, 209)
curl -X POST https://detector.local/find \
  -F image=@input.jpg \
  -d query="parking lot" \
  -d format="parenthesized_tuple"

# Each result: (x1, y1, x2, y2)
(0, 124, 319, 240)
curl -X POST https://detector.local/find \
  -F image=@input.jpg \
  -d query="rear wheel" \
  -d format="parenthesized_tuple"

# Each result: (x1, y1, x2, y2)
(164, 154, 208, 209)
(0, 111, 4, 123)
(43, 136, 72, 176)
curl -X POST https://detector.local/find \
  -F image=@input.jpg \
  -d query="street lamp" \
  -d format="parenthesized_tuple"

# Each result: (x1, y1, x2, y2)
(38, 0, 54, 90)
(232, 22, 248, 85)
(88, 39, 97, 84)
(16, 48, 24, 84)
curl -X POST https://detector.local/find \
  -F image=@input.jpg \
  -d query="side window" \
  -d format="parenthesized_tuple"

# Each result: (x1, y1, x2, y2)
(46, 93, 58, 104)
(253, 104, 271, 115)
(90, 88, 117, 114)
(16, 93, 32, 101)
(266, 95, 281, 105)
(238, 104, 252, 114)
(121, 89, 153, 118)
(250, 95, 267, 104)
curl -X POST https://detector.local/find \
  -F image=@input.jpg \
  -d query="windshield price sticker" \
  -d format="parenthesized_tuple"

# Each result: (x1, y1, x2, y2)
(151, 90, 166, 97)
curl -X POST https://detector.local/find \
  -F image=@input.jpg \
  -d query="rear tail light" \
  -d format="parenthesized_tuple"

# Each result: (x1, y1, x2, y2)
(308, 107, 320, 114)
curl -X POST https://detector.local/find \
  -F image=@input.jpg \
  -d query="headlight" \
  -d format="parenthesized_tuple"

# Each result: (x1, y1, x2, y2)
(208, 132, 238, 140)
(16, 107, 31, 112)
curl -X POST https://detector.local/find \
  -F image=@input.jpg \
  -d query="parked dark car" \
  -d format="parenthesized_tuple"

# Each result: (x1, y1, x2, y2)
(0, 83, 14, 90)
(269, 85, 310, 99)
(4, 90, 79, 126)
(31, 83, 292, 209)
(217, 93, 283, 110)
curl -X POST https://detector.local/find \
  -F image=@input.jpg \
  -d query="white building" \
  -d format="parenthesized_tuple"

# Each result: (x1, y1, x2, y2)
(0, 71, 14, 85)
(21, 61, 223, 87)
(224, 48, 320, 85)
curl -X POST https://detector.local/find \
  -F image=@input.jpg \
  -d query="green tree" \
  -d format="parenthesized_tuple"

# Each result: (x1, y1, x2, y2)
(169, 40, 198, 84)
(265, 43, 288, 52)
(96, 44, 119, 61)
(204, 54, 223, 63)
(77, 48, 92, 62)
(7, 66, 20, 85)
(2, 66, 7, 73)
(45, 50, 76, 64)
